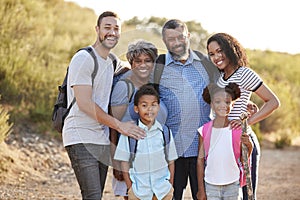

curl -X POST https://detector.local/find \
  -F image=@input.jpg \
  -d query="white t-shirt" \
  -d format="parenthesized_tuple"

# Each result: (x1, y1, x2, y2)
(62, 46, 114, 146)
(198, 126, 240, 185)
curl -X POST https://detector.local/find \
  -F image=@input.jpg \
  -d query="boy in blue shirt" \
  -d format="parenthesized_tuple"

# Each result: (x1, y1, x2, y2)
(114, 84, 178, 200)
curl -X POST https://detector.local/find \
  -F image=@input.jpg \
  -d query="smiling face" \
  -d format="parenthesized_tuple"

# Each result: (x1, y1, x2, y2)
(134, 94, 160, 127)
(207, 41, 231, 71)
(96, 16, 121, 49)
(211, 90, 233, 118)
(163, 27, 190, 61)
(131, 53, 154, 81)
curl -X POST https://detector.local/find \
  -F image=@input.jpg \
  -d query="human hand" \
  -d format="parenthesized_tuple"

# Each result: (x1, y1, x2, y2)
(118, 121, 146, 139)
(241, 133, 253, 151)
(196, 191, 207, 200)
(229, 119, 242, 130)
(113, 168, 124, 181)
(247, 101, 259, 117)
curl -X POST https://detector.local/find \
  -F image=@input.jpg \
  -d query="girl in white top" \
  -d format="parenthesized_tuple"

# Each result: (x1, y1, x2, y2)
(197, 83, 253, 200)
(206, 33, 280, 199)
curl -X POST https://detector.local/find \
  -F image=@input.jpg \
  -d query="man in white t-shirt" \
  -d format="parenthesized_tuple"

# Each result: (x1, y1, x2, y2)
(62, 11, 145, 199)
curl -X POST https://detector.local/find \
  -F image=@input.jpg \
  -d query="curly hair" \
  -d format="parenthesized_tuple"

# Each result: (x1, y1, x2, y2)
(202, 83, 241, 104)
(126, 39, 158, 65)
(207, 33, 249, 67)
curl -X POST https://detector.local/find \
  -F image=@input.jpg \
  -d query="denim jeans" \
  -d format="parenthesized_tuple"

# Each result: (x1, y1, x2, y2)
(65, 143, 111, 200)
(205, 181, 242, 200)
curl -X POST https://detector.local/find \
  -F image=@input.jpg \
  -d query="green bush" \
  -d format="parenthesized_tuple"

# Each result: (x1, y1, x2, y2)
(275, 134, 292, 149)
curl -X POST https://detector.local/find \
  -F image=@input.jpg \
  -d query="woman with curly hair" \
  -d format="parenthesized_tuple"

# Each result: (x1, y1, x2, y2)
(206, 33, 280, 199)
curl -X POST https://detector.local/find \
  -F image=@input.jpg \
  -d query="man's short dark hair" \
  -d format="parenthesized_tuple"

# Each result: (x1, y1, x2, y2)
(97, 11, 120, 27)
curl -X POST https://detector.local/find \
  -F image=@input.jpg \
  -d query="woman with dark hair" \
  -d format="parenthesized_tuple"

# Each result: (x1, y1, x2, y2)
(110, 39, 169, 199)
(206, 33, 280, 199)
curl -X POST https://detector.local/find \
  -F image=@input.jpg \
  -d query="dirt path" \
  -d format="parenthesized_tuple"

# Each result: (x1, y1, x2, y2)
(0, 131, 299, 200)
(256, 147, 300, 200)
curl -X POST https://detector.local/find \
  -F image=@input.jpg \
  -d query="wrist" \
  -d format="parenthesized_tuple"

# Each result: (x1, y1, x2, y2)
(114, 118, 122, 132)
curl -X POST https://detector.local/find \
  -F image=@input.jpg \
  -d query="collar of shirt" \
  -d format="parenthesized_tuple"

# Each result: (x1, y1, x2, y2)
(137, 119, 163, 135)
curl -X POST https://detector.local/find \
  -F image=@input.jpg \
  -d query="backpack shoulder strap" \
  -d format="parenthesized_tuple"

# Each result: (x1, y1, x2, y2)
(128, 136, 137, 168)
(60, 67, 75, 106)
(162, 124, 171, 145)
(202, 121, 213, 159)
(161, 124, 171, 162)
(108, 53, 117, 72)
(128, 120, 139, 167)
(232, 128, 242, 162)
(66, 47, 98, 109)
(153, 54, 166, 90)
(77, 46, 99, 85)
(119, 79, 135, 102)
(232, 128, 246, 187)
(193, 50, 220, 83)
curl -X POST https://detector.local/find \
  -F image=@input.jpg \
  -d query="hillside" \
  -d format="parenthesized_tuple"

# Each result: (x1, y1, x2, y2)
(1, 0, 299, 143)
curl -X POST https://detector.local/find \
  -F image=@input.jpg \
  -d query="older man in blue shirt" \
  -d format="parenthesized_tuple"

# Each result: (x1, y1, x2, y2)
(152, 19, 219, 200)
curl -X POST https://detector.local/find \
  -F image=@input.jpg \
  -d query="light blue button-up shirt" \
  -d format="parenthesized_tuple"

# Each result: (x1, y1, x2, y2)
(158, 50, 211, 157)
(114, 119, 178, 200)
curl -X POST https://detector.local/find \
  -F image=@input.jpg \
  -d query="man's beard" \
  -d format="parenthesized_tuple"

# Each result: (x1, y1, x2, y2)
(99, 35, 118, 49)
(170, 50, 189, 61)
(169, 43, 189, 61)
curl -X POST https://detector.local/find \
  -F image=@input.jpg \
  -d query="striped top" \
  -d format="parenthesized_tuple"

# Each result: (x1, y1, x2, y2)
(217, 66, 263, 120)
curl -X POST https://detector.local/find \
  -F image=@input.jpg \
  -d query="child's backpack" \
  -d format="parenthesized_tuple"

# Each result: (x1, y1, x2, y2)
(153, 50, 220, 91)
(201, 120, 246, 187)
(51, 47, 121, 133)
(128, 120, 171, 167)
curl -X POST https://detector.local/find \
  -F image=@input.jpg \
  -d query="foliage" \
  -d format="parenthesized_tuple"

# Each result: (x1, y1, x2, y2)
(275, 134, 292, 149)
(0, 0, 299, 147)
(0, 0, 96, 127)
(248, 51, 300, 133)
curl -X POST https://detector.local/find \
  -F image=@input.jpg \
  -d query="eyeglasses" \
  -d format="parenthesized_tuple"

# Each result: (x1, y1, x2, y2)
(165, 34, 187, 43)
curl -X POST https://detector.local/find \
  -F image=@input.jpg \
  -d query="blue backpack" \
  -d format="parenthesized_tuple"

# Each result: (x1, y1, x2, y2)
(128, 120, 171, 167)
